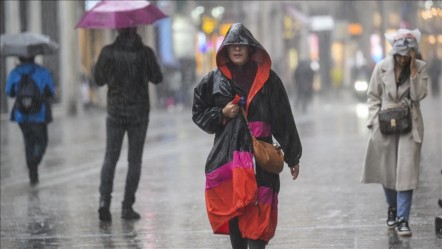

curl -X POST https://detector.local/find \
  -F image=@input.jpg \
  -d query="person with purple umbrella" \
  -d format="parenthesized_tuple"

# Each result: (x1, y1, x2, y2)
(94, 27, 163, 222)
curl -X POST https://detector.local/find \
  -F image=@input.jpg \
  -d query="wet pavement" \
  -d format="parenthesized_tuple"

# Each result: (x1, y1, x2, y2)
(1, 90, 441, 249)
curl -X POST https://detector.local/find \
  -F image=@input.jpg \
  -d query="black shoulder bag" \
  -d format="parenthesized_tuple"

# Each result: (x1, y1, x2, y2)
(378, 90, 412, 135)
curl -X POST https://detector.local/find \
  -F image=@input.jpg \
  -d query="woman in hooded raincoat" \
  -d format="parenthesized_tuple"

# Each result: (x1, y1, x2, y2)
(361, 29, 428, 236)
(192, 23, 302, 248)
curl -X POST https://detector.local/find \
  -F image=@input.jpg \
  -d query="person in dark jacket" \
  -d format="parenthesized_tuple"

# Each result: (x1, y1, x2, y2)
(94, 27, 163, 222)
(293, 59, 314, 113)
(5, 56, 55, 185)
(428, 56, 441, 97)
(192, 23, 302, 248)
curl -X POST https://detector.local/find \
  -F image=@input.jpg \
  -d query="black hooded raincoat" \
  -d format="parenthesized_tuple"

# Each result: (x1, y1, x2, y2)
(192, 23, 302, 242)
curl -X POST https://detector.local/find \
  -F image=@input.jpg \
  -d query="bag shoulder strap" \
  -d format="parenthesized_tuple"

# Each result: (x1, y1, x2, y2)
(240, 107, 248, 123)
(240, 106, 255, 138)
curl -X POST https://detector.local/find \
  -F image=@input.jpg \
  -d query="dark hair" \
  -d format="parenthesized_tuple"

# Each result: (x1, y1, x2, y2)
(18, 56, 35, 63)
(117, 27, 137, 36)
(394, 54, 411, 86)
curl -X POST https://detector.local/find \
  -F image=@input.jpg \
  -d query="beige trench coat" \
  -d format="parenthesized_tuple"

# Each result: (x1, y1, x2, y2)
(361, 56, 428, 191)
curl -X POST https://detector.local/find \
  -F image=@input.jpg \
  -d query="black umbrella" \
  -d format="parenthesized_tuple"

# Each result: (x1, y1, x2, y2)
(1, 32, 59, 57)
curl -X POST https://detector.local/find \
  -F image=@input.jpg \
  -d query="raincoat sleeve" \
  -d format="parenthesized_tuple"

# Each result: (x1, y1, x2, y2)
(268, 72, 302, 166)
(94, 46, 113, 87)
(192, 72, 225, 134)
(366, 63, 382, 128)
(144, 46, 163, 84)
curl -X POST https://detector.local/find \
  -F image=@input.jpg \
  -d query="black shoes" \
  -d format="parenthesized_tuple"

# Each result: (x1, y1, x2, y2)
(121, 206, 141, 220)
(386, 207, 412, 236)
(98, 197, 141, 221)
(98, 197, 112, 222)
(387, 206, 397, 229)
(99, 207, 112, 222)
(396, 217, 412, 236)
(100, 207, 140, 221)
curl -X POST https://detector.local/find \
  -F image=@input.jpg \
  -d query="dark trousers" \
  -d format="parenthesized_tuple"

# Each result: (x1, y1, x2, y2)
(99, 116, 148, 208)
(229, 218, 266, 249)
(19, 123, 48, 172)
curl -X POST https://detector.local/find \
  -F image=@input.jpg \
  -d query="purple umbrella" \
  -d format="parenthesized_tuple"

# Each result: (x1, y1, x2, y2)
(75, 0, 167, 29)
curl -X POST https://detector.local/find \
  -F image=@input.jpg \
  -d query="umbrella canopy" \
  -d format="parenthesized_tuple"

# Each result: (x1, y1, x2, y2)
(1, 32, 59, 57)
(75, 0, 167, 29)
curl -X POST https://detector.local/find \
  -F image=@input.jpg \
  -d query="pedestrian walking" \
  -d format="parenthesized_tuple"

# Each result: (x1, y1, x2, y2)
(428, 55, 441, 97)
(5, 56, 56, 185)
(361, 28, 428, 236)
(293, 59, 314, 113)
(94, 27, 163, 222)
(192, 23, 302, 248)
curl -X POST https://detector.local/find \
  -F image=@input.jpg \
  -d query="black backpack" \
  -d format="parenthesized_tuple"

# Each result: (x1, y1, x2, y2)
(16, 71, 43, 114)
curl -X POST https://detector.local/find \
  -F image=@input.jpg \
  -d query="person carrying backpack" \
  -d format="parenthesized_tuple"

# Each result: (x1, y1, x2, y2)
(5, 56, 56, 185)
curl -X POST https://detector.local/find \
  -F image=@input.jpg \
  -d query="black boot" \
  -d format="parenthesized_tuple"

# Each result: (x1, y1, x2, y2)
(121, 205, 140, 220)
(98, 197, 112, 222)
(29, 168, 39, 186)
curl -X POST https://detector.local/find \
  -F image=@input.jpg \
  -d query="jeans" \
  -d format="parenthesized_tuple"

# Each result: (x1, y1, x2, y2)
(99, 116, 148, 208)
(383, 186, 413, 220)
(229, 218, 266, 249)
(19, 123, 48, 172)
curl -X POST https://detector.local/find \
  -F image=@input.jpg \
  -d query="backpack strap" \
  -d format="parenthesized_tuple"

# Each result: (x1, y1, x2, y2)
(20, 66, 36, 84)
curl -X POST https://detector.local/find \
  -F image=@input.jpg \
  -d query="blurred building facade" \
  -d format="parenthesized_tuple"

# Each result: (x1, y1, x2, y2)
(2, 1, 441, 116)
(171, 0, 441, 96)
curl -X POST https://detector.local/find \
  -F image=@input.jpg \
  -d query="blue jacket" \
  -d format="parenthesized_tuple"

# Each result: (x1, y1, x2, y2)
(5, 63, 55, 123)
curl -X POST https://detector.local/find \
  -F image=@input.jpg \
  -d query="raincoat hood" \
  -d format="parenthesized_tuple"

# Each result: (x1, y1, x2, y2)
(216, 23, 272, 111)
(216, 23, 271, 72)
(114, 32, 144, 51)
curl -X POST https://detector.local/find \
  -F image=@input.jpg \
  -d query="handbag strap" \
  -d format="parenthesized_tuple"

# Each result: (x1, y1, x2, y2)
(240, 106, 248, 124)
(240, 105, 282, 151)
(240, 106, 253, 135)
(240, 106, 260, 142)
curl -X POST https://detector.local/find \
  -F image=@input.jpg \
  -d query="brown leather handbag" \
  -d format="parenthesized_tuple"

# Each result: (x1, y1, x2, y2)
(241, 108, 284, 174)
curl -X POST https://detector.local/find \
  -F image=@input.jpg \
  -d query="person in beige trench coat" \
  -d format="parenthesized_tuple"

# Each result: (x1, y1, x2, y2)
(361, 29, 428, 237)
